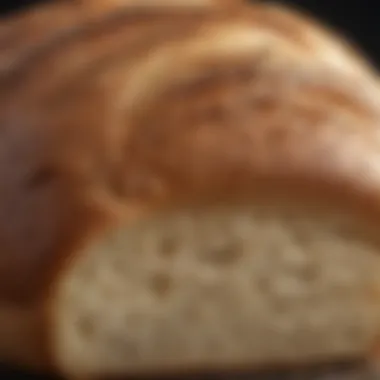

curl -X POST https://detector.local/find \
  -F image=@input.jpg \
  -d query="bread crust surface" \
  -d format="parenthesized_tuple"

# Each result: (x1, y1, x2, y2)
(1, 0, 380, 377)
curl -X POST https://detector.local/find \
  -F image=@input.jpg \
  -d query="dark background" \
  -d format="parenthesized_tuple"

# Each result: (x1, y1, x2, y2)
(0, 0, 379, 379)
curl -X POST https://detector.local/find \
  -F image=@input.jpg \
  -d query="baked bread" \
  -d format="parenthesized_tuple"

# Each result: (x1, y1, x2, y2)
(1, 0, 380, 379)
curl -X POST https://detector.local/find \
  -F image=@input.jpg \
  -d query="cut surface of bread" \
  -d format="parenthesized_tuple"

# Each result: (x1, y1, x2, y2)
(51, 204, 380, 378)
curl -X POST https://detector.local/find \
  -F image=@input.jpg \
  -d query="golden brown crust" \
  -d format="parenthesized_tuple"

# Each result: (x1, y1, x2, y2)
(1, 0, 380, 374)
(0, 1, 226, 304)
(0, 0, 254, 306)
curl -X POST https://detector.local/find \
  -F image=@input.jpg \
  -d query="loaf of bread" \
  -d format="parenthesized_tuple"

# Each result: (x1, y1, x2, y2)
(1, 0, 380, 379)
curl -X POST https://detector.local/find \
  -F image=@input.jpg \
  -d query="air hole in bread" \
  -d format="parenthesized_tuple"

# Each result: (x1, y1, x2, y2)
(75, 315, 96, 340)
(200, 239, 243, 266)
(159, 236, 179, 259)
(150, 273, 173, 298)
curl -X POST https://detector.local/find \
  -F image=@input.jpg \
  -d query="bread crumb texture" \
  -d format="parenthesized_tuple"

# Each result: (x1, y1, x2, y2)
(53, 206, 380, 377)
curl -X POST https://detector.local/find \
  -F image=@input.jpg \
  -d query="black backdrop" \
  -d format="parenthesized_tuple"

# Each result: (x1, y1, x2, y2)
(0, 0, 379, 379)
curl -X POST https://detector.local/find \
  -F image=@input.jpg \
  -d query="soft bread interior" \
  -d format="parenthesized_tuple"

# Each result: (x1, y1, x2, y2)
(52, 204, 380, 377)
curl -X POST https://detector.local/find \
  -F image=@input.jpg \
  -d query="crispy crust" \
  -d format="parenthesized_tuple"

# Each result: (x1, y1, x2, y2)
(1, 0, 380, 376)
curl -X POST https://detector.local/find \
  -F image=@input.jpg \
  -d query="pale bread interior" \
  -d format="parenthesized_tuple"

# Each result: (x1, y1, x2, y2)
(52, 204, 380, 377)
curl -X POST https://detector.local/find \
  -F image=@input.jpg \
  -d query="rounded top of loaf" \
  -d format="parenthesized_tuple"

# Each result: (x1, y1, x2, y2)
(0, 0, 380, 307)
